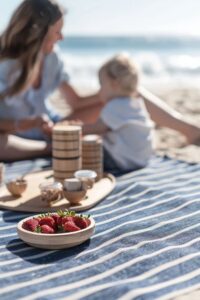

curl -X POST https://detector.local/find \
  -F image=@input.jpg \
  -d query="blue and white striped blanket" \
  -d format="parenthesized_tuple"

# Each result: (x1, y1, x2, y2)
(1, 156, 200, 300)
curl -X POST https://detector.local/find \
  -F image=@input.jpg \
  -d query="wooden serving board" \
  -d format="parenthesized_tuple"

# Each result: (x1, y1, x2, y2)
(0, 170, 115, 213)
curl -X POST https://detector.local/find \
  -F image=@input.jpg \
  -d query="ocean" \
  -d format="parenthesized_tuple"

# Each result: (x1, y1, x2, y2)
(59, 35, 200, 90)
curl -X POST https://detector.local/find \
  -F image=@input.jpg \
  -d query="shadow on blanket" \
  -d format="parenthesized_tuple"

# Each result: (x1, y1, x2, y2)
(6, 238, 91, 264)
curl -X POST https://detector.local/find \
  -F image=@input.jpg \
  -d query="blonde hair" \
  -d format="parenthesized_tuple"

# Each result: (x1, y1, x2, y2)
(0, 0, 64, 100)
(99, 54, 139, 94)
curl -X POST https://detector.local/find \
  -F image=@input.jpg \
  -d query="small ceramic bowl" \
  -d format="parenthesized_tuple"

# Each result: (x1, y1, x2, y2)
(63, 188, 87, 204)
(39, 181, 63, 205)
(17, 215, 95, 249)
(6, 179, 27, 196)
(74, 170, 97, 188)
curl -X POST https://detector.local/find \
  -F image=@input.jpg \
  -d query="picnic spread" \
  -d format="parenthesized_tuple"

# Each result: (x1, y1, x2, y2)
(0, 126, 200, 299)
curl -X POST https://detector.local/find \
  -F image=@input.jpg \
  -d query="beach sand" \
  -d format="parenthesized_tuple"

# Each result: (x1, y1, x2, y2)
(51, 87, 200, 163)
(153, 87, 200, 163)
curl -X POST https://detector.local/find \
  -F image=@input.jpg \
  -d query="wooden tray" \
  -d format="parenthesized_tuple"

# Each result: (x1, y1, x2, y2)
(0, 170, 115, 213)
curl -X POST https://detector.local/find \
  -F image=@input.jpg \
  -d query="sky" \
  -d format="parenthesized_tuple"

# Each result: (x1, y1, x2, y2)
(1, 0, 200, 36)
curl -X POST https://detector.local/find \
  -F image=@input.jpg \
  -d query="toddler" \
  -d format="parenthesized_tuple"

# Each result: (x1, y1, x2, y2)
(78, 54, 154, 172)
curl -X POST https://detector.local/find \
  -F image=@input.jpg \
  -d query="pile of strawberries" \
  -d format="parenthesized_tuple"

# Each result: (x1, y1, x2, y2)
(22, 210, 91, 234)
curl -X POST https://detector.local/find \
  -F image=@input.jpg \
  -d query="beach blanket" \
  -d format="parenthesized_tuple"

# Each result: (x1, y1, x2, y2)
(1, 156, 200, 300)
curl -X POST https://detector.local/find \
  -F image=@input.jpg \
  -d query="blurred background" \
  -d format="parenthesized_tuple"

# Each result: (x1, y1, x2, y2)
(2, 0, 200, 90)
(1, 0, 200, 159)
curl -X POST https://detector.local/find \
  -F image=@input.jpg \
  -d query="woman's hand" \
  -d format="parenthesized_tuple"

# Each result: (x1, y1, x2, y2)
(14, 115, 54, 135)
(34, 114, 54, 136)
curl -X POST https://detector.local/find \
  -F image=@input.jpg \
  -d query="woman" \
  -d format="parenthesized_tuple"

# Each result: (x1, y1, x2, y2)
(0, 0, 199, 161)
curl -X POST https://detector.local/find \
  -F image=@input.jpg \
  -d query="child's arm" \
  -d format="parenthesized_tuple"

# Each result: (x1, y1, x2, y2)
(65, 118, 110, 136)
(82, 118, 110, 135)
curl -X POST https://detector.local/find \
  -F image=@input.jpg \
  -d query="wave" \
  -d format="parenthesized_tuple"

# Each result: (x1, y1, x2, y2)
(61, 51, 200, 89)
(61, 35, 200, 51)
(58, 36, 200, 89)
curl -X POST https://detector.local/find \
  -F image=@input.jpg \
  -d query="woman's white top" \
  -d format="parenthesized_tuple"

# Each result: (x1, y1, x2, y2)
(0, 47, 69, 140)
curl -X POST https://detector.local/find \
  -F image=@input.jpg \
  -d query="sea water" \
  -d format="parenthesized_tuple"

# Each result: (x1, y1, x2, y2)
(59, 35, 200, 90)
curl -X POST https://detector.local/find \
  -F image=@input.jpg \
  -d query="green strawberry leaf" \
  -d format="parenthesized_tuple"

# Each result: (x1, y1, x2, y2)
(35, 226, 41, 233)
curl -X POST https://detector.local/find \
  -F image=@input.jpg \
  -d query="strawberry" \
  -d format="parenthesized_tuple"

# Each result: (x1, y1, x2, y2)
(73, 216, 88, 229)
(56, 216, 74, 227)
(51, 214, 60, 225)
(39, 216, 56, 229)
(64, 221, 80, 232)
(56, 216, 74, 233)
(22, 218, 39, 232)
(57, 216, 63, 226)
(61, 216, 74, 225)
(85, 218, 91, 227)
(34, 217, 41, 223)
(41, 224, 55, 234)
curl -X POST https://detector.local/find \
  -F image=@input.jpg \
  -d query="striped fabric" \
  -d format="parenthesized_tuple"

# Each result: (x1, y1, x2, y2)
(1, 156, 200, 300)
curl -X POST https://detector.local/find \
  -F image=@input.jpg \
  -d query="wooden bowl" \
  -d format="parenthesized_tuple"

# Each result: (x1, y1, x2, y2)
(17, 215, 95, 249)
(6, 179, 27, 196)
(63, 188, 87, 204)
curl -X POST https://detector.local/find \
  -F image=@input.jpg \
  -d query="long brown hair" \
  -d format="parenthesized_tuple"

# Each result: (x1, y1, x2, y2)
(0, 0, 64, 99)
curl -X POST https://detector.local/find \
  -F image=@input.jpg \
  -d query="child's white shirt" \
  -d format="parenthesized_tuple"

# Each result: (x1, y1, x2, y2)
(100, 96, 154, 170)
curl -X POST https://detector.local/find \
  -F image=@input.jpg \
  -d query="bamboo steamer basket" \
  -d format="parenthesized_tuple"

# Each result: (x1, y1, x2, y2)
(82, 135, 103, 180)
(82, 161, 103, 168)
(53, 149, 81, 159)
(53, 125, 81, 152)
(52, 125, 82, 182)
(53, 170, 75, 179)
(53, 158, 82, 171)
(82, 150, 103, 158)
(82, 156, 103, 163)
(53, 140, 80, 151)
(82, 148, 102, 156)
(52, 131, 81, 141)
(53, 125, 82, 135)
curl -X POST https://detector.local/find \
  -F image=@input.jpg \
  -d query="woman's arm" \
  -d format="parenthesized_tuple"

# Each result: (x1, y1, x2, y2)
(0, 115, 53, 134)
(59, 82, 102, 111)
(0, 119, 36, 133)
(138, 86, 200, 143)
(138, 86, 182, 126)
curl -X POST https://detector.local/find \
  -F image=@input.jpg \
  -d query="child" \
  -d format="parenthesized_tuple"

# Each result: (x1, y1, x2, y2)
(76, 54, 154, 172)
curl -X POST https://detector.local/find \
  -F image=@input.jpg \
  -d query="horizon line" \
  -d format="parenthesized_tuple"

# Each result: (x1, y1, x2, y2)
(64, 33, 200, 39)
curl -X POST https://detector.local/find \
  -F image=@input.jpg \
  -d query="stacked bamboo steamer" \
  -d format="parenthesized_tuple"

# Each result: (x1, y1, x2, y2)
(82, 135, 103, 180)
(52, 125, 82, 182)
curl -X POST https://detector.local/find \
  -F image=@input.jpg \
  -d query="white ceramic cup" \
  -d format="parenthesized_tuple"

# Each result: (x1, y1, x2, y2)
(63, 178, 82, 191)
(74, 170, 97, 189)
